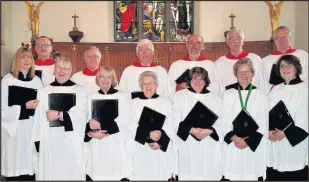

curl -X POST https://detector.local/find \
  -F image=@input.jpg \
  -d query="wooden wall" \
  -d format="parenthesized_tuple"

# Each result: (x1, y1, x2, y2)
(52, 41, 273, 79)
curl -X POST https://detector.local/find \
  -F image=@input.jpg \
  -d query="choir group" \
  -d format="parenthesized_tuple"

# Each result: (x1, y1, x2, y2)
(1, 25, 308, 181)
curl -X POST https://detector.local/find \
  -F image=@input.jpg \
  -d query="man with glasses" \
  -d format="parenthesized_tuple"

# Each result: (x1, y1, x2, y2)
(34, 36, 55, 86)
(214, 29, 265, 96)
(71, 46, 101, 94)
(118, 39, 171, 98)
(168, 34, 220, 96)
(262, 26, 308, 94)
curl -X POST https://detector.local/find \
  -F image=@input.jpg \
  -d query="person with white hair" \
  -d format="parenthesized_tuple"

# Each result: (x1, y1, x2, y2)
(214, 29, 265, 96)
(118, 39, 171, 98)
(71, 46, 102, 94)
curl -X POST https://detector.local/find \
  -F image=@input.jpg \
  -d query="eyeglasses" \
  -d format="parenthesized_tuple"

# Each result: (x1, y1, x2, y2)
(35, 43, 52, 48)
(227, 36, 242, 41)
(273, 36, 289, 41)
(138, 49, 152, 53)
(279, 64, 294, 69)
(141, 82, 156, 87)
(100, 75, 113, 79)
(187, 41, 202, 46)
(56, 66, 71, 72)
(86, 55, 100, 59)
(192, 75, 205, 82)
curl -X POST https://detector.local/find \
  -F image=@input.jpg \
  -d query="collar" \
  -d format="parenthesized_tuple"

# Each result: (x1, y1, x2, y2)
(133, 61, 157, 67)
(225, 50, 249, 60)
(50, 79, 76, 86)
(225, 82, 257, 90)
(284, 76, 303, 85)
(187, 86, 210, 94)
(98, 87, 118, 95)
(17, 71, 32, 81)
(131, 91, 159, 99)
(35, 58, 55, 66)
(272, 47, 296, 55)
(82, 67, 100, 76)
(182, 55, 207, 61)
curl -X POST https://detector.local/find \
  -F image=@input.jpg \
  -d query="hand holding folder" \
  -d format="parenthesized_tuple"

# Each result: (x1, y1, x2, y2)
(269, 100, 294, 131)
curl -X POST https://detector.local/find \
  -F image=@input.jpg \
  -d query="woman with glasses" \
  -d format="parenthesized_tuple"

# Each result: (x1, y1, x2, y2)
(30, 57, 88, 180)
(1, 46, 43, 180)
(267, 54, 308, 181)
(83, 66, 133, 181)
(126, 71, 175, 180)
(221, 58, 268, 180)
(172, 67, 224, 180)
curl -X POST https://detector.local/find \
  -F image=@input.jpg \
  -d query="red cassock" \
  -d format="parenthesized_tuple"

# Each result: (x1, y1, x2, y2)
(120, 3, 135, 32)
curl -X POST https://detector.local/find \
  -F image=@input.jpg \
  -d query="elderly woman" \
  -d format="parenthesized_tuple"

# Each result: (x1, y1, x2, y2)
(221, 58, 268, 180)
(1, 47, 43, 180)
(172, 67, 223, 180)
(267, 54, 308, 181)
(127, 71, 174, 180)
(30, 57, 87, 180)
(84, 66, 132, 181)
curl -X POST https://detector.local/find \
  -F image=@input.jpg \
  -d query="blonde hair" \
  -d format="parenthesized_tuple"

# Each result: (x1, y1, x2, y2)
(11, 47, 35, 78)
(54, 57, 72, 75)
(95, 66, 118, 87)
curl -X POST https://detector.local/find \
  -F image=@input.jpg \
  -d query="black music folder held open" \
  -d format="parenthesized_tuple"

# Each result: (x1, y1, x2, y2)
(8, 85, 38, 116)
(232, 109, 259, 138)
(175, 69, 190, 84)
(91, 99, 119, 134)
(269, 64, 284, 85)
(48, 93, 76, 127)
(269, 100, 294, 131)
(135, 106, 166, 145)
(35, 70, 42, 79)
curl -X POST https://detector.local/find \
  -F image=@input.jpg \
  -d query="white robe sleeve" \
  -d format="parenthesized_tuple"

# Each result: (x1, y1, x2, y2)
(117, 68, 130, 93)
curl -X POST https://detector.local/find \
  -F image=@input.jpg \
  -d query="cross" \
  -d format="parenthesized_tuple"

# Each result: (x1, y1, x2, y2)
(72, 13, 79, 31)
(229, 13, 236, 30)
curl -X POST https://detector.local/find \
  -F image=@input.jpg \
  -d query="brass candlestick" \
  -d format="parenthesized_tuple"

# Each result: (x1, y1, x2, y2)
(224, 10, 237, 38)
(69, 10, 84, 42)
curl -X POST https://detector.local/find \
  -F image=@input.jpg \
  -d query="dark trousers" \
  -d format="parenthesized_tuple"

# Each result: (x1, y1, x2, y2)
(5, 174, 35, 181)
(221, 176, 263, 181)
(266, 166, 308, 181)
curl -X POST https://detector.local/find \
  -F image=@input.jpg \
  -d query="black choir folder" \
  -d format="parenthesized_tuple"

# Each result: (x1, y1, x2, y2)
(175, 69, 190, 84)
(91, 99, 119, 134)
(177, 101, 218, 141)
(269, 100, 294, 131)
(135, 106, 166, 145)
(8, 85, 38, 116)
(35, 70, 42, 79)
(232, 109, 259, 138)
(269, 64, 284, 85)
(48, 93, 76, 127)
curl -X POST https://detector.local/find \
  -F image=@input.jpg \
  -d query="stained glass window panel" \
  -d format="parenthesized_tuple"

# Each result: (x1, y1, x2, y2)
(169, 1, 194, 42)
(142, 1, 166, 42)
(114, 1, 139, 42)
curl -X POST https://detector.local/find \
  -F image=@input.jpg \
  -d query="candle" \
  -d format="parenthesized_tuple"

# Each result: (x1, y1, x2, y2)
(74, 9, 76, 16)
(231, 8, 234, 15)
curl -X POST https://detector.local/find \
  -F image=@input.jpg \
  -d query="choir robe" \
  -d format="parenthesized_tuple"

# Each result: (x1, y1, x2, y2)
(126, 93, 175, 180)
(117, 62, 172, 98)
(214, 51, 265, 96)
(84, 88, 133, 180)
(172, 88, 224, 180)
(71, 68, 100, 95)
(1, 73, 43, 177)
(262, 48, 308, 94)
(267, 77, 308, 173)
(34, 58, 55, 86)
(168, 55, 220, 96)
(30, 80, 88, 180)
(221, 83, 268, 180)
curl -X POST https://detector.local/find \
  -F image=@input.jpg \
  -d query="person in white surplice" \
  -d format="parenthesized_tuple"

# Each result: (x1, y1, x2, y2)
(84, 66, 133, 181)
(172, 67, 224, 180)
(221, 58, 268, 180)
(214, 29, 265, 96)
(30, 57, 87, 180)
(266, 54, 308, 181)
(71, 46, 102, 95)
(1, 47, 43, 180)
(126, 71, 175, 180)
(262, 26, 308, 94)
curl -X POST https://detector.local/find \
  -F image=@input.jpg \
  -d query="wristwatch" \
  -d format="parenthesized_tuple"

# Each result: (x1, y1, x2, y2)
(57, 111, 60, 119)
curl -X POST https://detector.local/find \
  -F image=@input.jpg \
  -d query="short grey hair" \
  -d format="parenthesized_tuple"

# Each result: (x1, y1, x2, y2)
(226, 29, 245, 40)
(95, 66, 118, 87)
(138, 71, 158, 87)
(136, 39, 154, 53)
(273, 25, 292, 37)
(84, 46, 102, 58)
(233, 57, 255, 77)
(187, 34, 205, 45)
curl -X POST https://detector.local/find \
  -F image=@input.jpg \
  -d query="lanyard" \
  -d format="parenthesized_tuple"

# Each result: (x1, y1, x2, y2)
(238, 83, 253, 109)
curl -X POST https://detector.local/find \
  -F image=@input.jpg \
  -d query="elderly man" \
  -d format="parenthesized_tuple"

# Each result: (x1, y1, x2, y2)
(118, 39, 171, 98)
(214, 29, 265, 96)
(34, 36, 55, 86)
(262, 26, 308, 94)
(168, 34, 220, 96)
(71, 46, 101, 94)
